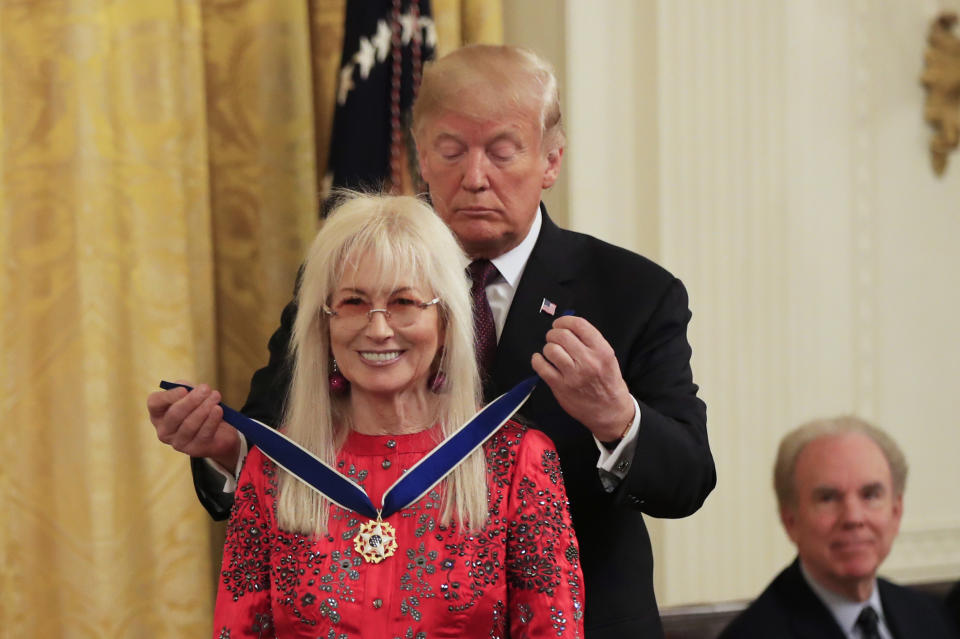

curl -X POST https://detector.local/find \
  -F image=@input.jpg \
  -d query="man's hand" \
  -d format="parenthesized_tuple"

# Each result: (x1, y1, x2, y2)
(531, 316, 636, 442)
(147, 383, 241, 471)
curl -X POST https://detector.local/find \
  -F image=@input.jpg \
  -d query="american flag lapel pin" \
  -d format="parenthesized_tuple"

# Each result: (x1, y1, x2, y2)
(539, 297, 557, 315)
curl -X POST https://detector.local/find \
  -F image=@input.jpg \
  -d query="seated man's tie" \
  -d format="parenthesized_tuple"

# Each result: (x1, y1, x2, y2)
(856, 606, 882, 639)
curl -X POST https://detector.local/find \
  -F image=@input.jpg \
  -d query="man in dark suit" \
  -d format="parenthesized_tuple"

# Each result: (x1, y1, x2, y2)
(720, 416, 958, 639)
(149, 44, 715, 639)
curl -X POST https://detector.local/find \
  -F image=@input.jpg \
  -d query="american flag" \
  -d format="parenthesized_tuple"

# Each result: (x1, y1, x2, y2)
(539, 298, 557, 315)
(325, 0, 436, 204)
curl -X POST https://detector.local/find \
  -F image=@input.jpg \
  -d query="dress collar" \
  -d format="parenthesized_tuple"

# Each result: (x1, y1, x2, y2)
(343, 424, 443, 456)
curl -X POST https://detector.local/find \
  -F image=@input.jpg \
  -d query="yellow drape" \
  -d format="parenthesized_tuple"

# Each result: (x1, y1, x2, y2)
(0, 1, 500, 637)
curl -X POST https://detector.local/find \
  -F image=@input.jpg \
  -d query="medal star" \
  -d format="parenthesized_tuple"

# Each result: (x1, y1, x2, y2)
(354, 520, 398, 563)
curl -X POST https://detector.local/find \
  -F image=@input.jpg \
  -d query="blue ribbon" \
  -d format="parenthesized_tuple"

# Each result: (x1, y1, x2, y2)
(159, 376, 537, 520)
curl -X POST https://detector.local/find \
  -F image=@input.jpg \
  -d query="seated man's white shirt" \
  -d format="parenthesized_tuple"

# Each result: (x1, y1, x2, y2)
(801, 560, 894, 639)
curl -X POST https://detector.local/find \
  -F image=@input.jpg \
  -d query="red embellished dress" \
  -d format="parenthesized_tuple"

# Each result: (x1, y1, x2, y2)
(213, 421, 585, 638)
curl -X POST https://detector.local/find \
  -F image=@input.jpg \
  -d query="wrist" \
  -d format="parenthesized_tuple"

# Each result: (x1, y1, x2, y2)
(598, 393, 637, 443)
(210, 432, 242, 471)
(599, 399, 635, 442)
(600, 416, 633, 445)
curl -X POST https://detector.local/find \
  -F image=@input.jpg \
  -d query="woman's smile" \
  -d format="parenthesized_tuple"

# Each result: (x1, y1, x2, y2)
(359, 350, 404, 364)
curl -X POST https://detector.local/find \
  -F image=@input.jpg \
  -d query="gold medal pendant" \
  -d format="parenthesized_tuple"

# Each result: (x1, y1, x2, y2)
(354, 518, 398, 563)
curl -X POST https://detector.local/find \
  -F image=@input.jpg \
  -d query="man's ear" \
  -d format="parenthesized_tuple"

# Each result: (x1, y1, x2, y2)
(542, 145, 564, 189)
(891, 492, 904, 530)
(780, 505, 799, 544)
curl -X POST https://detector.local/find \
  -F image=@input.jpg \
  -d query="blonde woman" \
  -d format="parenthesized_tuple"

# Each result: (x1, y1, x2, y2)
(213, 193, 584, 638)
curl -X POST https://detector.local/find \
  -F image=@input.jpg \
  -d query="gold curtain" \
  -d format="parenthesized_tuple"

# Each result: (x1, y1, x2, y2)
(0, 1, 501, 637)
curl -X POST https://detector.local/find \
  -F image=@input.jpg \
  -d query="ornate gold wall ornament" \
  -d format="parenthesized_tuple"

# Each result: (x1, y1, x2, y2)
(921, 12, 960, 176)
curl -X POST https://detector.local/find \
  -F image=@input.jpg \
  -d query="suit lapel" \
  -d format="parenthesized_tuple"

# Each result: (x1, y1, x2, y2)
(778, 560, 849, 639)
(877, 579, 909, 639)
(492, 206, 578, 396)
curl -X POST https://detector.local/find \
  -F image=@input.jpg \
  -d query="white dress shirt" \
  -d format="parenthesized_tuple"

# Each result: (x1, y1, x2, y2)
(801, 560, 894, 639)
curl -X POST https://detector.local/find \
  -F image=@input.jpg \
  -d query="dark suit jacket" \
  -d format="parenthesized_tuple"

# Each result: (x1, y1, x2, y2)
(719, 559, 960, 639)
(947, 582, 960, 633)
(193, 207, 716, 639)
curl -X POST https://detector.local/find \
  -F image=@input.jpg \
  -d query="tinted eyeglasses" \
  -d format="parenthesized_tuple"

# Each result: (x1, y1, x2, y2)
(322, 295, 441, 328)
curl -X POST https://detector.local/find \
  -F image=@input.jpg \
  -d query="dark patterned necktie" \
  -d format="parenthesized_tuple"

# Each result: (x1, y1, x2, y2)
(856, 606, 882, 639)
(468, 259, 499, 383)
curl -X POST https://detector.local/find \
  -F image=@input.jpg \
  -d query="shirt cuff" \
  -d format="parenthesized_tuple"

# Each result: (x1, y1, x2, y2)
(594, 396, 641, 492)
(202, 433, 248, 494)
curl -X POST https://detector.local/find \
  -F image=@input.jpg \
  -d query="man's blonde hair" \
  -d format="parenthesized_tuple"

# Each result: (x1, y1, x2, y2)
(413, 44, 565, 153)
(773, 415, 908, 509)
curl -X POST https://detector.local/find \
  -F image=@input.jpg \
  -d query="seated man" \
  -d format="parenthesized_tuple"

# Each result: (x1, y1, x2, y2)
(720, 416, 958, 639)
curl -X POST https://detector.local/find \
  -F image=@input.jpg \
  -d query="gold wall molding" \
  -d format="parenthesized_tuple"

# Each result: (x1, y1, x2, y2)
(921, 12, 960, 176)
(886, 524, 960, 582)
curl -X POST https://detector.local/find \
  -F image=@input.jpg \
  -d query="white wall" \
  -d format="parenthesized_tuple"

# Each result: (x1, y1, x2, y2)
(506, 0, 960, 606)
(503, 0, 571, 228)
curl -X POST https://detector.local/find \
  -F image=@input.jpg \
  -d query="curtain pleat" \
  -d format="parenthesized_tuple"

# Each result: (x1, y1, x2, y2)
(433, 0, 503, 56)
(199, 1, 320, 407)
(1, 1, 216, 636)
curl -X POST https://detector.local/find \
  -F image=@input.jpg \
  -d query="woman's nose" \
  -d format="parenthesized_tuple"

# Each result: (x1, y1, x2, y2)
(364, 308, 395, 337)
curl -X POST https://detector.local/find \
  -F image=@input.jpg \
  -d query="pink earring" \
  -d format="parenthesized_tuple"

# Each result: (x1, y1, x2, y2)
(329, 359, 349, 395)
(428, 371, 447, 393)
(428, 348, 447, 393)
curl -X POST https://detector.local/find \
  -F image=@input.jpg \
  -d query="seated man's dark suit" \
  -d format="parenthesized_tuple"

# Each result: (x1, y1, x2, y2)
(947, 582, 960, 632)
(719, 559, 960, 639)
(193, 207, 717, 639)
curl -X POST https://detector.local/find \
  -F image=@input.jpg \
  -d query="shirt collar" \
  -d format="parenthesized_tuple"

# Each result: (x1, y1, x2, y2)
(489, 205, 542, 289)
(799, 559, 886, 636)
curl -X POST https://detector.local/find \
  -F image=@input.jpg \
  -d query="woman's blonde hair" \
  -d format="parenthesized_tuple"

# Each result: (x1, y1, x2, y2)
(276, 192, 485, 534)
